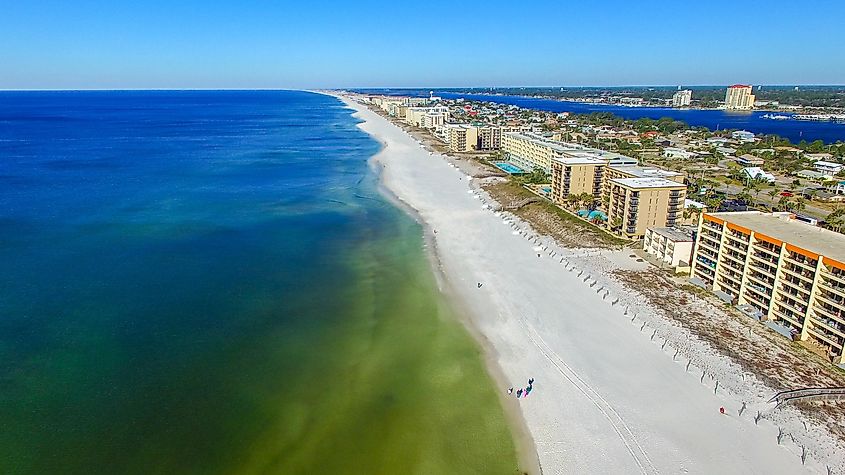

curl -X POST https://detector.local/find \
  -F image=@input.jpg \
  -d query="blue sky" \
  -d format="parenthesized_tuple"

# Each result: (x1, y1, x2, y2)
(1, 0, 843, 89)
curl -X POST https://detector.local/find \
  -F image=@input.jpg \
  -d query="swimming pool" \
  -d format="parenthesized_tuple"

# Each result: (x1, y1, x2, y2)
(493, 162, 525, 174)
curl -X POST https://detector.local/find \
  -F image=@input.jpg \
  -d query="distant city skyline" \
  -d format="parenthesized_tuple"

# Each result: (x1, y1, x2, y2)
(2, 0, 844, 90)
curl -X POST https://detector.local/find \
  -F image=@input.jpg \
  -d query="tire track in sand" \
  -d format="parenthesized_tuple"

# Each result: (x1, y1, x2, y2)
(523, 320, 659, 475)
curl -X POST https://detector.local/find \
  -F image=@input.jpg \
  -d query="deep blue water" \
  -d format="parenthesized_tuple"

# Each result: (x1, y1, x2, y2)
(357, 89, 845, 144)
(0, 90, 517, 474)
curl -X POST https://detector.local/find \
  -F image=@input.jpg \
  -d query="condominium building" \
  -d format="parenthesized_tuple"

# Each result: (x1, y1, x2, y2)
(405, 106, 449, 129)
(724, 84, 756, 110)
(549, 156, 607, 204)
(501, 132, 564, 173)
(502, 132, 621, 174)
(602, 165, 685, 207)
(478, 125, 532, 150)
(442, 124, 479, 152)
(608, 178, 686, 238)
(672, 89, 692, 107)
(690, 211, 845, 363)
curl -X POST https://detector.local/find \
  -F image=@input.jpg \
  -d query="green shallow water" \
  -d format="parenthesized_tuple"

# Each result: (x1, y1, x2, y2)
(0, 90, 519, 474)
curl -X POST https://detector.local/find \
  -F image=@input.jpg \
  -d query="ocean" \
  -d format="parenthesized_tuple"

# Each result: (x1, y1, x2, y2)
(0, 90, 517, 474)
(358, 90, 845, 144)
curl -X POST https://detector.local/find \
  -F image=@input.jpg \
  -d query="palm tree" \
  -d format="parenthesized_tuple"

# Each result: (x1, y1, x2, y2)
(826, 208, 845, 233)
(794, 197, 806, 213)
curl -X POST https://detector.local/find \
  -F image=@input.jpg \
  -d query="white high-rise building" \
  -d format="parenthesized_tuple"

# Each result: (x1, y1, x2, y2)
(672, 89, 692, 107)
(725, 85, 755, 110)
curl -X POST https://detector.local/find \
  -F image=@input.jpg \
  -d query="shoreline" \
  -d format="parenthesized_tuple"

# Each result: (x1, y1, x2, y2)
(321, 91, 840, 474)
(338, 94, 542, 474)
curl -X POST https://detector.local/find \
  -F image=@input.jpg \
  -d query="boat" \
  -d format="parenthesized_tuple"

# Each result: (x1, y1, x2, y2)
(793, 114, 845, 123)
(761, 113, 791, 120)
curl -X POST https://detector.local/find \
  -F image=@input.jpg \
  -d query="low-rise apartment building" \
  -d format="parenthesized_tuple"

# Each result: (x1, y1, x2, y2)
(690, 211, 845, 363)
(608, 178, 686, 238)
(643, 227, 695, 272)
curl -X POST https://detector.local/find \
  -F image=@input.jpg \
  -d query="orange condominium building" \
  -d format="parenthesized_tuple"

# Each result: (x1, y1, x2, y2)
(690, 211, 845, 363)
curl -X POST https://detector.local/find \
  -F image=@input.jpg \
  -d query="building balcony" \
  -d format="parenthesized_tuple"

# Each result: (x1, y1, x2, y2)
(822, 269, 845, 287)
(781, 265, 816, 284)
(746, 273, 774, 292)
(753, 240, 780, 254)
(770, 306, 804, 329)
(819, 280, 845, 300)
(805, 324, 845, 350)
(785, 254, 818, 273)
(749, 251, 778, 267)
(813, 302, 845, 326)
(743, 287, 771, 309)
(774, 293, 808, 316)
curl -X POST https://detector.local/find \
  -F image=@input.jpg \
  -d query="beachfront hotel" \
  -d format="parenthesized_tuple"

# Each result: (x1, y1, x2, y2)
(724, 84, 756, 110)
(690, 211, 845, 363)
(607, 178, 686, 238)
(549, 155, 606, 203)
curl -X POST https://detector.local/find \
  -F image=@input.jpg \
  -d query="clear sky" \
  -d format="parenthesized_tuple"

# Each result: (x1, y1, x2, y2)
(1, 0, 843, 89)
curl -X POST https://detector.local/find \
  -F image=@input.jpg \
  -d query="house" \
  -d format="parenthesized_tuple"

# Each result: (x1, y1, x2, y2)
(742, 167, 775, 183)
(716, 146, 737, 156)
(706, 137, 730, 146)
(731, 130, 756, 143)
(736, 154, 764, 166)
(831, 181, 845, 195)
(814, 160, 843, 176)
(796, 169, 829, 182)
(663, 147, 698, 160)
(806, 153, 834, 162)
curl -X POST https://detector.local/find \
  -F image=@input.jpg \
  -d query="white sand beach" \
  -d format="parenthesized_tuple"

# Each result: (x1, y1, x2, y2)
(336, 94, 842, 475)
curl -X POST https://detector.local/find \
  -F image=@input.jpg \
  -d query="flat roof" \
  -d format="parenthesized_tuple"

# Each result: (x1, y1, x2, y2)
(708, 211, 845, 263)
(610, 177, 686, 189)
(552, 154, 606, 165)
(609, 165, 683, 178)
(649, 227, 694, 242)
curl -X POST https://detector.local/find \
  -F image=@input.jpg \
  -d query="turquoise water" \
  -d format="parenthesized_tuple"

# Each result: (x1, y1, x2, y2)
(0, 90, 518, 474)
(493, 162, 525, 174)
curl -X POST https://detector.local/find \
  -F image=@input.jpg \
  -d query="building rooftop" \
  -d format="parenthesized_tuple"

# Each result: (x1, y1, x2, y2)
(649, 226, 694, 242)
(552, 154, 606, 165)
(610, 177, 687, 189)
(609, 165, 683, 179)
(708, 211, 845, 263)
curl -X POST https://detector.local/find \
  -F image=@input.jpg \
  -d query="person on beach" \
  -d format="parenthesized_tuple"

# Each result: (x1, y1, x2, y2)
(507, 387, 513, 395)
(516, 389, 523, 398)
(528, 378, 534, 385)
(719, 407, 725, 415)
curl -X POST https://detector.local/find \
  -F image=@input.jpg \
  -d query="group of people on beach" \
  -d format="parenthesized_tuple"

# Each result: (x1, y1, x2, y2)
(507, 378, 534, 399)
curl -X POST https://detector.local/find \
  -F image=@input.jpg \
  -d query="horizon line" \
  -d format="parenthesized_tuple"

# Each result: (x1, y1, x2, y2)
(2, 84, 845, 92)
